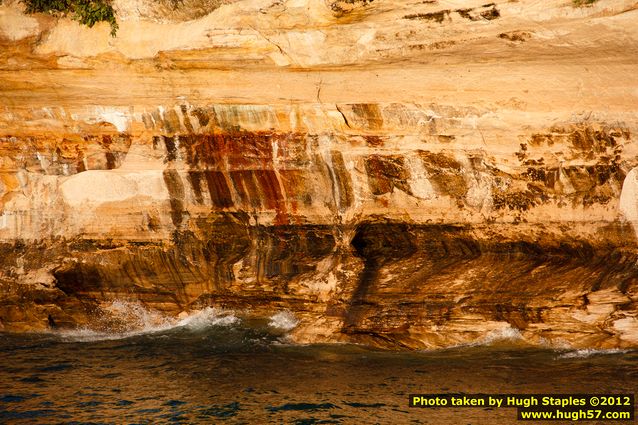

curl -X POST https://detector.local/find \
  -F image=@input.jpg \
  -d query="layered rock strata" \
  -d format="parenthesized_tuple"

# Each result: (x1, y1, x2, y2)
(0, 0, 637, 348)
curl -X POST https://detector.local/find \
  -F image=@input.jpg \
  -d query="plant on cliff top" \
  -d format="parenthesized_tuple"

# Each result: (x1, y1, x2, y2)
(22, 0, 118, 36)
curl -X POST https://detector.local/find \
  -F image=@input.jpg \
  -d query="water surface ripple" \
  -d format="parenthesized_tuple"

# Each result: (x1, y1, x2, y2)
(1, 319, 637, 424)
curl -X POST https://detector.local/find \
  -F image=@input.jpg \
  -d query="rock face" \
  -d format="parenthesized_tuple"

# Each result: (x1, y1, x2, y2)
(1, 0, 638, 348)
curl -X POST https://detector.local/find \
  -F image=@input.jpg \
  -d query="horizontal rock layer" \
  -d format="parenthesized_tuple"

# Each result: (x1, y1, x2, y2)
(0, 0, 637, 348)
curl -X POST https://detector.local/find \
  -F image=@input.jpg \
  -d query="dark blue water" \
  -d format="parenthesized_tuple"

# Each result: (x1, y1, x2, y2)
(1, 318, 637, 424)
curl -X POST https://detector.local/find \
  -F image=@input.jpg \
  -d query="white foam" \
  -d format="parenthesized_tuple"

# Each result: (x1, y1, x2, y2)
(104, 299, 172, 330)
(58, 301, 238, 342)
(558, 348, 630, 359)
(482, 326, 523, 344)
(268, 311, 299, 331)
(58, 328, 130, 342)
(175, 307, 239, 330)
(414, 325, 525, 352)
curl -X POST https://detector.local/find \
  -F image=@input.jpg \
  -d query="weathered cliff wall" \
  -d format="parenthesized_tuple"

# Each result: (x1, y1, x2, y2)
(1, 0, 637, 348)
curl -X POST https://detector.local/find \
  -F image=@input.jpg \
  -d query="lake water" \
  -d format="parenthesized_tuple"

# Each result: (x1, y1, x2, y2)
(1, 307, 637, 424)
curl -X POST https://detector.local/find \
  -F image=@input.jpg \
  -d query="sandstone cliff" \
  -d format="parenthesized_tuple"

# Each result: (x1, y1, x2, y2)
(1, 0, 638, 349)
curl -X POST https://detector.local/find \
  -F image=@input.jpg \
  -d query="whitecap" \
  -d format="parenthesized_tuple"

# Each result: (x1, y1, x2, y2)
(558, 348, 630, 359)
(268, 311, 299, 331)
(58, 301, 239, 342)
(175, 307, 239, 330)
(482, 326, 523, 344)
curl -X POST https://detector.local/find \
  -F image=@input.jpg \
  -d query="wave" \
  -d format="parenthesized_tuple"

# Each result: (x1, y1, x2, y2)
(451, 325, 524, 349)
(411, 325, 527, 353)
(268, 311, 299, 331)
(557, 348, 630, 359)
(58, 301, 239, 342)
(52, 303, 632, 353)
(481, 326, 523, 344)
(465, 328, 631, 355)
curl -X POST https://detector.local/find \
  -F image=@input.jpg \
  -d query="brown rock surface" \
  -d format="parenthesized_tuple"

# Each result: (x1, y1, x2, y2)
(0, 0, 637, 348)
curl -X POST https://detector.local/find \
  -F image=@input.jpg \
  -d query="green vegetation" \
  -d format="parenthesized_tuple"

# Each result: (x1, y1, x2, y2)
(22, 0, 118, 36)
(572, 0, 598, 6)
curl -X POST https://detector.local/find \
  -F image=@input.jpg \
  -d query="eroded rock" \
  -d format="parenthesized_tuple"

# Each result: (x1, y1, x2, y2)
(0, 0, 637, 349)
